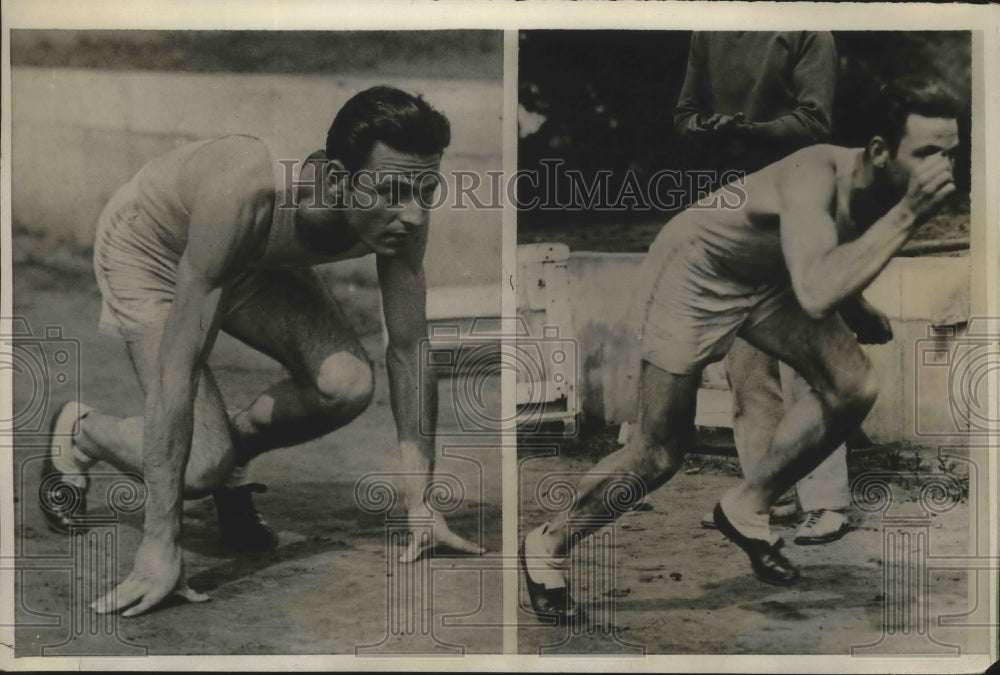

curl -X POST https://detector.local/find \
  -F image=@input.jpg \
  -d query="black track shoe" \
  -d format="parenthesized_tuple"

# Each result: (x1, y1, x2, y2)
(39, 403, 89, 534)
(519, 538, 583, 625)
(213, 483, 280, 552)
(713, 502, 800, 586)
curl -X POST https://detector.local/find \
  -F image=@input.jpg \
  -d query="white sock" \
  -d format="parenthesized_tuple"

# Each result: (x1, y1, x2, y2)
(223, 463, 252, 489)
(721, 489, 779, 546)
(524, 524, 567, 589)
(52, 452, 88, 487)
(52, 404, 95, 487)
(229, 406, 255, 439)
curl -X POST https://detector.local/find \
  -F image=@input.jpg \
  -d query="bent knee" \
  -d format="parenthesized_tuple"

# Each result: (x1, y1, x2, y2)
(825, 361, 879, 417)
(635, 442, 685, 480)
(315, 352, 375, 413)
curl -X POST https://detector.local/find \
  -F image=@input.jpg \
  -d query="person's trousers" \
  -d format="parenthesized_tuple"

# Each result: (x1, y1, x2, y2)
(725, 337, 850, 512)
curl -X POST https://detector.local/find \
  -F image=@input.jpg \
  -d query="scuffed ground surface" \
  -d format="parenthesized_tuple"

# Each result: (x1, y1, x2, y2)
(12, 259, 502, 656)
(517, 446, 983, 656)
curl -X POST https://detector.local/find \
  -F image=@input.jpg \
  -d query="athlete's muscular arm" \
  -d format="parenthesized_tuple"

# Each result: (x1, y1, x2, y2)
(93, 138, 273, 616)
(377, 210, 483, 563)
(780, 151, 955, 319)
(377, 221, 436, 511)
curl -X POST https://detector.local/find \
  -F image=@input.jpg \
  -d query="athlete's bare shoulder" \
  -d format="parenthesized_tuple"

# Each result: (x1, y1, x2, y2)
(772, 144, 842, 180)
(769, 144, 849, 205)
(178, 135, 275, 209)
(738, 145, 845, 221)
(178, 135, 276, 248)
(174, 136, 278, 276)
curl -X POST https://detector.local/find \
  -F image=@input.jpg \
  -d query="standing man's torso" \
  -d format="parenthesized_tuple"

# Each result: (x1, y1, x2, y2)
(697, 32, 810, 121)
(683, 31, 836, 176)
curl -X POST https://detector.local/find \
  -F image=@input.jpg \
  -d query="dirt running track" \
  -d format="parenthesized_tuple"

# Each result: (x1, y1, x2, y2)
(12, 262, 502, 656)
(517, 451, 979, 656)
(9, 257, 987, 660)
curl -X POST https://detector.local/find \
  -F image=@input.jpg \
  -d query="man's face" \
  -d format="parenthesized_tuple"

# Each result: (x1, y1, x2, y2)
(340, 141, 442, 257)
(882, 113, 959, 195)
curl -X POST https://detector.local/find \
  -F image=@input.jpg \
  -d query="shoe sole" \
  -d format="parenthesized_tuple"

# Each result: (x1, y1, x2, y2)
(702, 514, 798, 530)
(795, 526, 849, 546)
(769, 512, 801, 526)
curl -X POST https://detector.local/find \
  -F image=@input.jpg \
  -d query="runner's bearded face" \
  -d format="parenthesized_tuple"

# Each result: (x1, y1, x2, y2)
(882, 113, 959, 196)
(342, 141, 443, 256)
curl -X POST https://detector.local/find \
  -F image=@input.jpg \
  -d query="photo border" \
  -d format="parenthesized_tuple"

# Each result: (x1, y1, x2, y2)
(2, 1, 998, 672)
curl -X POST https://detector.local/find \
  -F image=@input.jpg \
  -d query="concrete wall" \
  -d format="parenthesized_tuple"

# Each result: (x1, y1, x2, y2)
(560, 251, 971, 445)
(11, 67, 502, 302)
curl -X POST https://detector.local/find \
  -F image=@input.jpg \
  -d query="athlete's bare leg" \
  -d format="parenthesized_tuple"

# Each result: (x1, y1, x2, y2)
(726, 337, 851, 521)
(218, 269, 374, 462)
(76, 338, 238, 497)
(75, 268, 477, 560)
(729, 301, 877, 520)
(538, 362, 701, 559)
(219, 269, 479, 561)
(533, 299, 874, 574)
(76, 268, 374, 498)
(726, 338, 784, 482)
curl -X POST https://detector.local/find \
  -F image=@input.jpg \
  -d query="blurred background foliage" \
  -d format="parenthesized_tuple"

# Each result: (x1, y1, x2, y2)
(12, 29, 502, 80)
(518, 31, 972, 243)
(12, 29, 971, 250)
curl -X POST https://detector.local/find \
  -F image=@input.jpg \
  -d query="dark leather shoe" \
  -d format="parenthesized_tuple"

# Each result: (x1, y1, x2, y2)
(39, 404, 89, 534)
(519, 538, 583, 625)
(213, 483, 279, 551)
(713, 503, 800, 586)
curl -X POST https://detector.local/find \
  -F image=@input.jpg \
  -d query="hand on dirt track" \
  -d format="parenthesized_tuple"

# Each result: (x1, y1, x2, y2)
(90, 536, 208, 617)
(398, 516, 485, 563)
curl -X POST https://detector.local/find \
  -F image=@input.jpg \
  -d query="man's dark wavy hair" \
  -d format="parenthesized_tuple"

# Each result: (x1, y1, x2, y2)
(326, 86, 451, 171)
(874, 76, 961, 154)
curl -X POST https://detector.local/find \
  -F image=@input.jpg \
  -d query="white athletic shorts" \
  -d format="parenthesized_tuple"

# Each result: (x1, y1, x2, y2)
(636, 212, 797, 375)
(93, 177, 276, 342)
